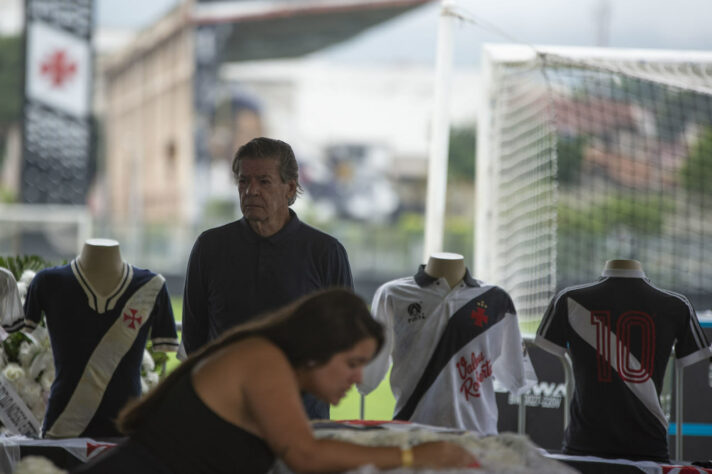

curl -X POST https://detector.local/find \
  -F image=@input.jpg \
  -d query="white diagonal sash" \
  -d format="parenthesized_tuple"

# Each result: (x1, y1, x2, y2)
(46, 275, 165, 438)
(566, 298, 668, 430)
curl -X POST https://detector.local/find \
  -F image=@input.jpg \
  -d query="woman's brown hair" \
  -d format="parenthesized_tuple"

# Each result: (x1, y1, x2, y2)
(118, 288, 383, 434)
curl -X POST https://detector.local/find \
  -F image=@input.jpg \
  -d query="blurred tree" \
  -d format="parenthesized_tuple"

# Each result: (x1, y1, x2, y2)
(679, 126, 712, 195)
(558, 193, 673, 236)
(557, 135, 586, 186)
(0, 35, 23, 165)
(448, 124, 476, 182)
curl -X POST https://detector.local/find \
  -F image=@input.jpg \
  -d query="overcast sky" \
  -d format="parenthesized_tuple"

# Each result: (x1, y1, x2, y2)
(96, 0, 712, 67)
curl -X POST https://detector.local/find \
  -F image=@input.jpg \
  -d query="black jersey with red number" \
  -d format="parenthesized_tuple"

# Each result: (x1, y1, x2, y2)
(535, 267, 711, 462)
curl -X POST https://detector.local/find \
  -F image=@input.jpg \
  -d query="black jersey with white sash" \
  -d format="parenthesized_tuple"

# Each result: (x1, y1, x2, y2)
(535, 267, 712, 462)
(23, 260, 179, 438)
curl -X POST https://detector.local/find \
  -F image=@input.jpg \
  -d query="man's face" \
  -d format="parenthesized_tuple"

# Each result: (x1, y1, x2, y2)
(237, 158, 295, 225)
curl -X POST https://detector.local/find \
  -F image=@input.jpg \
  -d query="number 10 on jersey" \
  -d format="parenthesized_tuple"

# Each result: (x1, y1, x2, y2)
(591, 311, 655, 383)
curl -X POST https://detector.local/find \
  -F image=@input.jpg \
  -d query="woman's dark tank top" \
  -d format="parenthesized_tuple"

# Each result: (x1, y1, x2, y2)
(132, 371, 276, 473)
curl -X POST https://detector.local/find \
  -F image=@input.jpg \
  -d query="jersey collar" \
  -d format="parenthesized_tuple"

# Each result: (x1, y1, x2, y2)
(601, 268, 647, 278)
(413, 265, 480, 288)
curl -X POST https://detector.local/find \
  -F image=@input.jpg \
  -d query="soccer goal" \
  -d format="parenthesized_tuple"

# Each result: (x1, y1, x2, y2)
(475, 44, 712, 323)
(0, 204, 92, 261)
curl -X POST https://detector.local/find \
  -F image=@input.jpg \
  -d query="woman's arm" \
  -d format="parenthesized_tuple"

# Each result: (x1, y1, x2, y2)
(242, 341, 476, 472)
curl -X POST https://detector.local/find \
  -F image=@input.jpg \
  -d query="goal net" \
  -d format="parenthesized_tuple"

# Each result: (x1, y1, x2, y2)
(0, 204, 91, 262)
(475, 44, 712, 324)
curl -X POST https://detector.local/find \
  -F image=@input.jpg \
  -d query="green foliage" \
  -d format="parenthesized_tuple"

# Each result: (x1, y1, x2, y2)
(204, 197, 237, 220)
(144, 340, 169, 375)
(558, 194, 674, 236)
(0, 255, 57, 281)
(556, 135, 586, 186)
(448, 125, 476, 182)
(396, 212, 425, 237)
(0, 35, 22, 169)
(679, 126, 712, 195)
(0, 255, 58, 365)
(1, 332, 32, 363)
(0, 35, 23, 133)
(0, 186, 15, 203)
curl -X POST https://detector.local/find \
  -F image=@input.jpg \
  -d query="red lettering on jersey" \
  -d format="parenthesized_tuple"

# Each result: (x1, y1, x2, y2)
(456, 352, 493, 401)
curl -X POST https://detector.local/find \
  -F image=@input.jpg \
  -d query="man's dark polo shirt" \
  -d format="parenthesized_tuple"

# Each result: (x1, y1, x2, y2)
(182, 209, 353, 353)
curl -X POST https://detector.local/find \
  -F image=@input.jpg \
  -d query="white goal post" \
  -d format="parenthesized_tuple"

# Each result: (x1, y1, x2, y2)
(476, 44, 712, 323)
(0, 204, 92, 260)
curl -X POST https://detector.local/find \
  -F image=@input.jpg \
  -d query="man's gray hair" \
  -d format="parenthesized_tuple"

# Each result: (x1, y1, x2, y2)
(232, 137, 303, 205)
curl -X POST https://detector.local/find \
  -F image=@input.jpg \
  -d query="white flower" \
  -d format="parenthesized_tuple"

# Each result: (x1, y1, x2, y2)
(143, 370, 160, 390)
(40, 369, 54, 393)
(12, 455, 66, 474)
(31, 402, 46, 426)
(16, 281, 27, 302)
(18, 341, 40, 368)
(3, 363, 26, 383)
(19, 381, 42, 411)
(20, 270, 36, 285)
(30, 326, 51, 350)
(29, 351, 53, 381)
(141, 350, 155, 372)
(140, 378, 149, 394)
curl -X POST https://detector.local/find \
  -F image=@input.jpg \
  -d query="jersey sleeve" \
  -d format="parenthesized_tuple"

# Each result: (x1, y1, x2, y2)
(0, 268, 24, 333)
(357, 283, 393, 395)
(181, 236, 210, 355)
(21, 270, 45, 332)
(673, 297, 712, 368)
(493, 310, 538, 396)
(150, 283, 179, 352)
(534, 291, 570, 358)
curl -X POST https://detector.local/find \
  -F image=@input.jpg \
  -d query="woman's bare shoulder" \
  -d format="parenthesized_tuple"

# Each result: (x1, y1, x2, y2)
(217, 336, 289, 371)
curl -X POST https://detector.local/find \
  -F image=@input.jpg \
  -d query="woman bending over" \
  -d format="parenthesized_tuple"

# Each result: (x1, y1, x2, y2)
(74, 288, 477, 473)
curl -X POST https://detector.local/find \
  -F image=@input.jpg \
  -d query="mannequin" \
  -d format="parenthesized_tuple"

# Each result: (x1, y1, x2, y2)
(424, 252, 466, 288)
(602, 259, 645, 278)
(21, 237, 178, 439)
(535, 257, 712, 462)
(76, 238, 125, 295)
(604, 259, 642, 271)
(359, 253, 536, 434)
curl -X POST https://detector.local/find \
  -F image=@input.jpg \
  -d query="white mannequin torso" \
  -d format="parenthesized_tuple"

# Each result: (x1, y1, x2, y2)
(425, 252, 466, 288)
(76, 238, 125, 295)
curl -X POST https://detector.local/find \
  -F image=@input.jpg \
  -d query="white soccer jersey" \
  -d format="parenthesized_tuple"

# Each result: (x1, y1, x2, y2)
(359, 266, 537, 435)
(0, 267, 24, 333)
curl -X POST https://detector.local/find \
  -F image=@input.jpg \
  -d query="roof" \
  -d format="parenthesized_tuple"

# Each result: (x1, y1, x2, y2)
(192, 0, 432, 61)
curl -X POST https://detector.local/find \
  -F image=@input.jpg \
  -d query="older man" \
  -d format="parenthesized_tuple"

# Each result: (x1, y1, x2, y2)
(181, 137, 353, 419)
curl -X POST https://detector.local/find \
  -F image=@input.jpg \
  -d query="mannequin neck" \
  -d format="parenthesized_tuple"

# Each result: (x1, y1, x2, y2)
(425, 252, 466, 288)
(77, 239, 125, 294)
(604, 259, 642, 271)
(602, 259, 645, 278)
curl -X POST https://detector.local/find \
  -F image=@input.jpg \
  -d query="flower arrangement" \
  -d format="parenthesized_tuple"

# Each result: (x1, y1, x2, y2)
(12, 455, 67, 474)
(0, 256, 167, 437)
(0, 258, 54, 436)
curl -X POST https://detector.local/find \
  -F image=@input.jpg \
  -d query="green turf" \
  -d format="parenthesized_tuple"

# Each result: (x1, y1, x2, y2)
(330, 367, 395, 421)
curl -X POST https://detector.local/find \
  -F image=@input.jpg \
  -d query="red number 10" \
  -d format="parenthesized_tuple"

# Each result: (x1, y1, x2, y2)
(590, 311, 655, 383)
